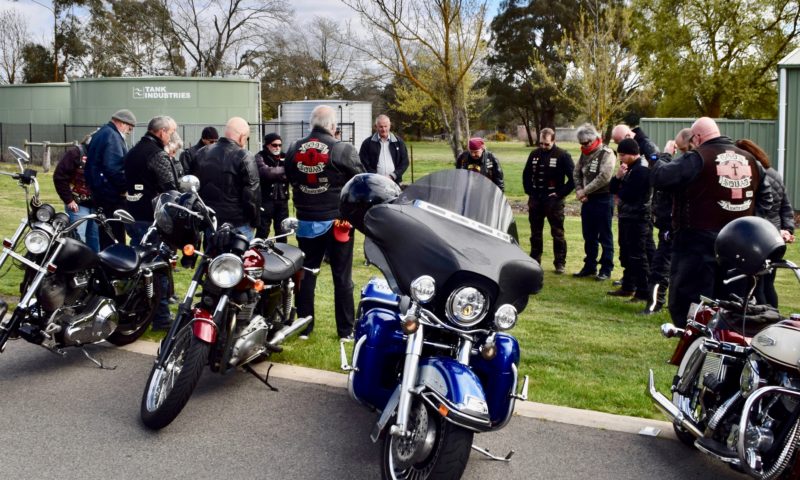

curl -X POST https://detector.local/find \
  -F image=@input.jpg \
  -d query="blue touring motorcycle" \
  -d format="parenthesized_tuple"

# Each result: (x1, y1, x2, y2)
(339, 170, 543, 479)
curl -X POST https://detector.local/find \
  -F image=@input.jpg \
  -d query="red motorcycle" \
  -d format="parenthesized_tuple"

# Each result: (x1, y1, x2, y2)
(649, 217, 800, 479)
(139, 177, 312, 430)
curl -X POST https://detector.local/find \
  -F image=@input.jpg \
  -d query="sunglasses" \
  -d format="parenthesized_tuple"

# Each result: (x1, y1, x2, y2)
(270, 143, 282, 147)
(579, 140, 592, 146)
(538, 142, 553, 147)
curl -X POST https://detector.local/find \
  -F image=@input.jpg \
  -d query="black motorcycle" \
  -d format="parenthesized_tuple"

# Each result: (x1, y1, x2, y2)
(140, 176, 312, 429)
(0, 146, 175, 365)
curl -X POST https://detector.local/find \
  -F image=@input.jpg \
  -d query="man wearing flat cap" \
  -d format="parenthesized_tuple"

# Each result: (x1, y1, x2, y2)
(85, 108, 137, 247)
(180, 126, 219, 175)
(455, 137, 504, 191)
(607, 138, 652, 302)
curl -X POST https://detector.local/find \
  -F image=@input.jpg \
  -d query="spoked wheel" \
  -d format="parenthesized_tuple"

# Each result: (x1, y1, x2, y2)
(140, 328, 209, 430)
(381, 400, 473, 480)
(672, 337, 706, 447)
(107, 274, 163, 346)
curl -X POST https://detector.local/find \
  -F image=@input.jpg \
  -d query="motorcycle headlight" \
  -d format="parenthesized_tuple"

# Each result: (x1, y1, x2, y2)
(494, 304, 517, 331)
(410, 275, 435, 304)
(208, 253, 244, 288)
(34, 204, 55, 223)
(24, 229, 51, 254)
(446, 286, 488, 327)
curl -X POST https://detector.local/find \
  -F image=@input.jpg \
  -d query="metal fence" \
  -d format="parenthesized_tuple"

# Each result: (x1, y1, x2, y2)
(0, 121, 356, 167)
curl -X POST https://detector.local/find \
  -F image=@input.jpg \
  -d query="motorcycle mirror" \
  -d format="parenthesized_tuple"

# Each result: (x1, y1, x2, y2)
(280, 217, 299, 233)
(179, 175, 200, 193)
(113, 209, 136, 224)
(8, 146, 30, 173)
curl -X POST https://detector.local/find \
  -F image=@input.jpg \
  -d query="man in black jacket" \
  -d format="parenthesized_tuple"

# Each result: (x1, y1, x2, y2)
(53, 135, 99, 252)
(124, 115, 179, 245)
(254, 132, 289, 238)
(607, 139, 652, 302)
(522, 128, 574, 273)
(123, 115, 179, 330)
(651, 117, 773, 327)
(194, 117, 261, 240)
(456, 137, 504, 191)
(180, 126, 218, 175)
(285, 105, 365, 341)
(359, 114, 409, 184)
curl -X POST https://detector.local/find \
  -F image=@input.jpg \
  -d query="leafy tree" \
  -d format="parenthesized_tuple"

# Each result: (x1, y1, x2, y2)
(21, 43, 54, 84)
(632, 0, 800, 118)
(532, 2, 640, 138)
(0, 9, 30, 84)
(487, 0, 580, 145)
(343, 0, 488, 159)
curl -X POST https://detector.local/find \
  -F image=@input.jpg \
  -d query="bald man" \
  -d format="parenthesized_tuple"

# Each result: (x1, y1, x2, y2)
(651, 117, 772, 326)
(611, 124, 659, 159)
(194, 116, 261, 240)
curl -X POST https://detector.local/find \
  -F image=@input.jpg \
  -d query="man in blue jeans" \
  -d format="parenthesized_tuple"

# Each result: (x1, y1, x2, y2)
(573, 123, 616, 281)
(53, 137, 100, 252)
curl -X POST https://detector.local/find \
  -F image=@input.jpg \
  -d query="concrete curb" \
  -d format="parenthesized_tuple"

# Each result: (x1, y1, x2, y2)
(120, 340, 677, 442)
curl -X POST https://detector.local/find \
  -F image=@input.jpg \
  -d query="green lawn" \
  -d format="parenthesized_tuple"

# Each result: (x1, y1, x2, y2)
(1, 141, 798, 420)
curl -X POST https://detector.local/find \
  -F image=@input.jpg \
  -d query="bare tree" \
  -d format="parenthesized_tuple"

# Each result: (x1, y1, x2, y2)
(160, 0, 292, 77)
(342, 0, 488, 158)
(0, 9, 31, 84)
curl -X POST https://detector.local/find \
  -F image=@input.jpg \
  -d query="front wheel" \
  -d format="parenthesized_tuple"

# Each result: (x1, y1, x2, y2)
(381, 400, 473, 480)
(140, 328, 209, 430)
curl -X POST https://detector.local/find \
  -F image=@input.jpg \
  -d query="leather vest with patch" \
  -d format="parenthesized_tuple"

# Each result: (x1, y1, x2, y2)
(678, 142, 759, 231)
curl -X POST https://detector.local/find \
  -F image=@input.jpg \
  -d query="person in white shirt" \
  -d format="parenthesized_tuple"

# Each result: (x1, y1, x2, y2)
(358, 114, 409, 184)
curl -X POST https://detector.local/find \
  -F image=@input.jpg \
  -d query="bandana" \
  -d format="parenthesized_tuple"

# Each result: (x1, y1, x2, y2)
(581, 138, 602, 155)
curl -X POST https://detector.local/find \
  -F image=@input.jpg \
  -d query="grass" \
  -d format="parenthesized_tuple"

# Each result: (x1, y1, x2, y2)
(1, 140, 798, 420)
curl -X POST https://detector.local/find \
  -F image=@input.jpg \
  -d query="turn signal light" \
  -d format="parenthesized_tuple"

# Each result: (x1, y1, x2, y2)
(401, 315, 419, 334)
(183, 244, 195, 256)
(480, 343, 497, 360)
(437, 404, 449, 417)
(253, 279, 265, 292)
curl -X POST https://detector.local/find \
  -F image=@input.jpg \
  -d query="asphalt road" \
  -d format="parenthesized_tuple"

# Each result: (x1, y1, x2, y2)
(0, 341, 747, 480)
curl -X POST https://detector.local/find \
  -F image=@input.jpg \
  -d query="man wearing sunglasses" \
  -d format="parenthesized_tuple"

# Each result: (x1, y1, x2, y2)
(522, 128, 575, 274)
(254, 133, 289, 238)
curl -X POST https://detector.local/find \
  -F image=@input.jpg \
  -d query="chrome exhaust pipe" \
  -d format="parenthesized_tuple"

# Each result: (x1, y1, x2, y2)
(648, 370, 704, 438)
(267, 315, 312, 346)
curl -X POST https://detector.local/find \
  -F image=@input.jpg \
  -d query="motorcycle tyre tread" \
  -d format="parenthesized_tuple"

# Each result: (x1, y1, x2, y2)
(107, 273, 164, 346)
(140, 336, 209, 430)
(380, 407, 474, 480)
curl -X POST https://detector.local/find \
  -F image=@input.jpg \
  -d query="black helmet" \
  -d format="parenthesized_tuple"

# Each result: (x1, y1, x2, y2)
(715, 216, 786, 275)
(340, 173, 401, 232)
(155, 191, 205, 250)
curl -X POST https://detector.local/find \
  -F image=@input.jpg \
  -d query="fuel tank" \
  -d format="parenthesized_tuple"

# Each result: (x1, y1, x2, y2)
(752, 320, 800, 370)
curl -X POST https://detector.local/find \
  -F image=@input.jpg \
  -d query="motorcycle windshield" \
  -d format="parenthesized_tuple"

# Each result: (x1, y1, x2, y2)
(397, 170, 518, 241)
(364, 170, 542, 311)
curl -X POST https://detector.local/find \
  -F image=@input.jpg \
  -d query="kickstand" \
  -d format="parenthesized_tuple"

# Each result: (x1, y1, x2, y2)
(244, 363, 279, 392)
(471, 444, 514, 462)
(81, 347, 117, 370)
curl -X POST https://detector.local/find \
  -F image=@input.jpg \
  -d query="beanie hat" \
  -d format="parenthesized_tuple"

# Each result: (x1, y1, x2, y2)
(111, 109, 137, 126)
(263, 132, 282, 147)
(617, 138, 640, 155)
(201, 126, 219, 140)
(468, 137, 484, 150)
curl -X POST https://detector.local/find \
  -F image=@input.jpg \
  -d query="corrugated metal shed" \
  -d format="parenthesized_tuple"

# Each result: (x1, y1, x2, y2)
(779, 48, 800, 210)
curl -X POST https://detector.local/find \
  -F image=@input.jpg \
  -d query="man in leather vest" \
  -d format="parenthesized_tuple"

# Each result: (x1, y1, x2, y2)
(194, 117, 261, 241)
(522, 128, 575, 273)
(285, 105, 365, 341)
(455, 137, 505, 191)
(124, 116, 179, 245)
(651, 117, 773, 327)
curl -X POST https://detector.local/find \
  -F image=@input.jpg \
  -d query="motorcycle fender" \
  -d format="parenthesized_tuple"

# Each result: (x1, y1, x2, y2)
(191, 309, 217, 344)
(417, 357, 492, 431)
(370, 385, 400, 443)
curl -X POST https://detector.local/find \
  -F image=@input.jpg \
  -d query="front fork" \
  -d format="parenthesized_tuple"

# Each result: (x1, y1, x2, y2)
(156, 260, 206, 366)
(390, 324, 425, 438)
(0, 239, 66, 351)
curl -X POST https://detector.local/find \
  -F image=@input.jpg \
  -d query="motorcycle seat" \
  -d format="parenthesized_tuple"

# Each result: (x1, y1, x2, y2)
(260, 244, 304, 282)
(97, 244, 141, 277)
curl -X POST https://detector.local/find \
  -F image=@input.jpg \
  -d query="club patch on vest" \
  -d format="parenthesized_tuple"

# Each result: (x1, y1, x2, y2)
(294, 139, 330, 194)
(715, 150, 752, 211)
